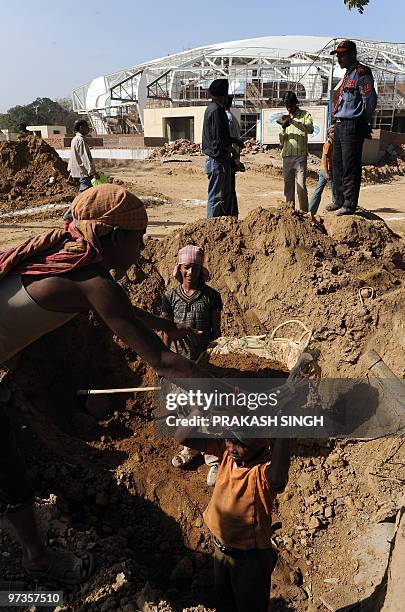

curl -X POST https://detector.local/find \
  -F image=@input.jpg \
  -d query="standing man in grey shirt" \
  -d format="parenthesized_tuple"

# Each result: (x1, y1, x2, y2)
(68, 119, 98, 192)
(64, 119, 99, 225)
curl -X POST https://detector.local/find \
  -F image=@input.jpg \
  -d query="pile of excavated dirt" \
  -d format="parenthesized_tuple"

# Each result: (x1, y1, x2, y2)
(0, 135, 76, 211)
(136, 207, 405, 377)
(4, 340, 404, 610)
(149, 140, 202, 160)
(200, 352, 289, 378)
(2, 208, 405, 610)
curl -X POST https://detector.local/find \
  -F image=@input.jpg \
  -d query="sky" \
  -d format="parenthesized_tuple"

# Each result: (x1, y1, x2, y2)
(1, 0, 404, 112)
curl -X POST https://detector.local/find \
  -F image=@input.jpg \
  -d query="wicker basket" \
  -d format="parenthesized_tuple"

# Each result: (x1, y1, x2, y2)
(200, 319, 312, 371)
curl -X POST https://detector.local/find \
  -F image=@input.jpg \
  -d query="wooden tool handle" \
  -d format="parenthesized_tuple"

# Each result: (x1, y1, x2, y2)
(77, 386, 161, 395)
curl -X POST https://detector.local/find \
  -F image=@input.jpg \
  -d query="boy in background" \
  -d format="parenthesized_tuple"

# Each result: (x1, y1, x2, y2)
(161, 245, 222, 485)
(309, 126, 340, 214)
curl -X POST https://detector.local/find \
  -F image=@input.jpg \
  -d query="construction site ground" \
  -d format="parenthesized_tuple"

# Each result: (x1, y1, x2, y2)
(2, 152, 405, 251)
(1, 146, 405, 612)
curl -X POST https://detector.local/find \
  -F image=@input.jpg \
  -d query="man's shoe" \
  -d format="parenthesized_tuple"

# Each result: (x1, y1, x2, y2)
(325, 202, 341, 212)
(335, 206, 355, 216)
(207, 463, 219, 486)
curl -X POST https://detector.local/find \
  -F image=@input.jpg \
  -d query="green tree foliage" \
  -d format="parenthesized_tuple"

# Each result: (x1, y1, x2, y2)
(344, 0, 369, 13)
(0, 97, 81, 133)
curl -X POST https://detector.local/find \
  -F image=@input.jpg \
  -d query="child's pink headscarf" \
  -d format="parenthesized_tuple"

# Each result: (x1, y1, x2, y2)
(173, 245, 210, 282)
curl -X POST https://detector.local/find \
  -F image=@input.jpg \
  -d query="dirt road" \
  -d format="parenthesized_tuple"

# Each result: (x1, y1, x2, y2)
(1, 155, 405, 251)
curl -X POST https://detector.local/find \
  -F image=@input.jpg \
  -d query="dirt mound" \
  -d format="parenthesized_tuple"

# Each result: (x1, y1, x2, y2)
(136, 207, 405, 376)
(2, 208, 405, 609)
(0, 135, 76, 211)
(200, 352, 288, 378)
(149, 139, 202, 160)
(5, 337, 405, 610)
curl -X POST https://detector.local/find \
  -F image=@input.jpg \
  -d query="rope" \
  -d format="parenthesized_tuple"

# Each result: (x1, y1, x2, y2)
(270, 319, 312, 347)
(358, 286, 376, 306)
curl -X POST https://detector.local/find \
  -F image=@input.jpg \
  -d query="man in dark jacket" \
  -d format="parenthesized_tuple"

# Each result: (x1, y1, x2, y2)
(328, 40, 377, 216)
(202, 79, 235, 217)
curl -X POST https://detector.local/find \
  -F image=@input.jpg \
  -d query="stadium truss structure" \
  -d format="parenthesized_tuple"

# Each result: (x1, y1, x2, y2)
(72, 35, 405, 136)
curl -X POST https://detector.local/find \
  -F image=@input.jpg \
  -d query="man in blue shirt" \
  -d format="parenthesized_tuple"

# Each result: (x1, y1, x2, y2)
(328, 40, 377, 216)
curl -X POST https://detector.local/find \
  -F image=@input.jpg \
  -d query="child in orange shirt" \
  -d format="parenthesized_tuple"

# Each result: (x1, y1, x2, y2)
(178, 431, 291, 612)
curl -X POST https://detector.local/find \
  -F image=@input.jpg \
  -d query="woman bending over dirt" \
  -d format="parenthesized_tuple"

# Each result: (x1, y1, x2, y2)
(0, 184, 204, 585)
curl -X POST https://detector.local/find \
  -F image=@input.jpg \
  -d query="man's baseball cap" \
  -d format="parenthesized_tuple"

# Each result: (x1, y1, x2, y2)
(330, 40, 357, 55)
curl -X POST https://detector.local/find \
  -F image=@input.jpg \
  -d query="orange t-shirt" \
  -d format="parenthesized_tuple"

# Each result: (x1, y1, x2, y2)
(201, 441, 280, 550)
(321, 140, 333, 172)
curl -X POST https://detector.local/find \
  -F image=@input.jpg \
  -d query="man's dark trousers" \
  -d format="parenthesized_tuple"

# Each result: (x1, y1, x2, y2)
(333, 119, 365, 212)
(79, 176, 93, 192)
(214, 545, 278, 612)
(229, 160, 239, 218)
(205, 157, 234, 217)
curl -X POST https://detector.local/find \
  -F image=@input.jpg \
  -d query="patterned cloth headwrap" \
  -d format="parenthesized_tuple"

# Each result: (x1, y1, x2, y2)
(173, 245, 210, 282)
(0, 184, 148, 278)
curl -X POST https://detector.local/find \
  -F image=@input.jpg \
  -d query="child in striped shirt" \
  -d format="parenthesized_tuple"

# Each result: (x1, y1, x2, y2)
(161, 245, 222, 485)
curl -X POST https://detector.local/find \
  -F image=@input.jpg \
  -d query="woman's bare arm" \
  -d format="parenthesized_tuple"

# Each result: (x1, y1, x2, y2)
(76, 271, 203, 378)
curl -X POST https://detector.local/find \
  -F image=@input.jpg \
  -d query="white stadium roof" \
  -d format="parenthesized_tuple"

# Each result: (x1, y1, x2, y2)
(72, 35, 405, 133)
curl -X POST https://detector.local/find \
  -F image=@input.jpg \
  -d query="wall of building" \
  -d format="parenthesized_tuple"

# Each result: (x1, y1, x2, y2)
(377, 128, 405, 151)
(144, 106, 206, 143)
(362, 129, 405, 164)
(0, 129, 18, 140)
(144, 106, 243, 144)
(57, 148, 152, 161)
(45, 135, 166, 149)
(27, 125, 67, 138)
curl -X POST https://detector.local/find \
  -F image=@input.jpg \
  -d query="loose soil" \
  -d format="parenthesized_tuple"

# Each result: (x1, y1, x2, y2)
(1, 141, 405, 610)
(0, 136, 76, 211)
(1, 203, 405, 610)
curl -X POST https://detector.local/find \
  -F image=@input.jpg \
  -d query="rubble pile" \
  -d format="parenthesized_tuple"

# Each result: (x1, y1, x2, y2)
(149, 139, 202, 159)
(363, 144, 405, 183)
(240, 138, 267, 155)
